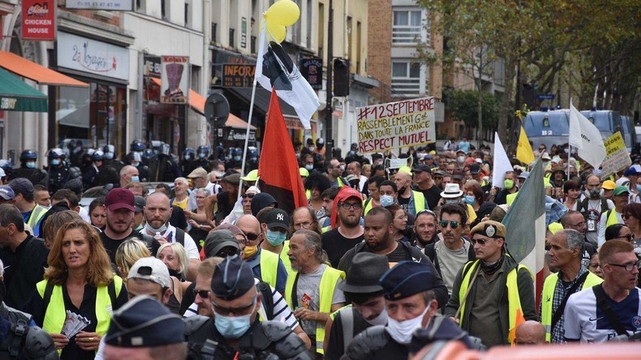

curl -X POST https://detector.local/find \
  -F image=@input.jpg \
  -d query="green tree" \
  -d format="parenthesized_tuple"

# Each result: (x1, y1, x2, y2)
(446, 88, 499, 133)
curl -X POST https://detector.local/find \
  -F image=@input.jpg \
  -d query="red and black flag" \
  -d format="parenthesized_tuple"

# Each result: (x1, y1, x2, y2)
(258, 90, 308, 215)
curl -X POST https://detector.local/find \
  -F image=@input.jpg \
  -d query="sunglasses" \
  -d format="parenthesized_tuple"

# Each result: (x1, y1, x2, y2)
(212, 295, 257, 316)
(242, 193, 255, 199)
(193, 288, 210, 299)
(471, 237, 494, 246)
(439, 220, 459, 229)
(244, 233, 259, 241)
(618, 233, 635, 242)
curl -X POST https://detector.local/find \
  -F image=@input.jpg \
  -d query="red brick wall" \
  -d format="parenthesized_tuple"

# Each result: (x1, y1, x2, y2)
(367, 0, 392, 103)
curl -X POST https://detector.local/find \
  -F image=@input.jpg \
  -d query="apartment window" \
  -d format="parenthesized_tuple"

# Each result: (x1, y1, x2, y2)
(185, 4, 189, 26)
(251, 36, 256, 53)
(161, 0, 166, 19)
(229, 28, 235, 48)
(212, 23, 217, 43)
(391, 61, 421, 97)
(392, 9, 422, 45)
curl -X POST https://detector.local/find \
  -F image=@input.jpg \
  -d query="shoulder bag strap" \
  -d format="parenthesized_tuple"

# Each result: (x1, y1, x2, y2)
(551, 271, 589, 330)
(592, 284, 628, 335)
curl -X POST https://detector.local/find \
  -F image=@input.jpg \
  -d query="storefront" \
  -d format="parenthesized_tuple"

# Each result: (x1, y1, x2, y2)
(50, 31, 130, 156)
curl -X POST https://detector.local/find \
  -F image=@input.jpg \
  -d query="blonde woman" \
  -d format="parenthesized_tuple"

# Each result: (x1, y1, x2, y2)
(157, 242, 191, 314)
(114, 239, 151, 279)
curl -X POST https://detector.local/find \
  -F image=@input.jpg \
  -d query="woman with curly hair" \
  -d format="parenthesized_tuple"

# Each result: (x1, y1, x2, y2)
(29, 220, 128, 359)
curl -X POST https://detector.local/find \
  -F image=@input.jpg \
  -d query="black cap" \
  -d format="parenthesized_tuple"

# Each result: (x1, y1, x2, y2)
(469, 163, 481, 175)
(265, 208, 290, 231)
(413, 164, 432, 174)
(339, 253, 389, 294)
(371, 153, 383, 160)
(250, 193, 278, 216)
(104, 295, 184, 347)
(380, 261, 435, 300)
(204, 230, 240, 258)
(211, 255, 255, 300)
(8, 178, 34, 197)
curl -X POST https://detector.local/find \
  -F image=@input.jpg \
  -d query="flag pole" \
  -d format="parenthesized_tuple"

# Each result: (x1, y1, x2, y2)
(237, 21, 266, 200)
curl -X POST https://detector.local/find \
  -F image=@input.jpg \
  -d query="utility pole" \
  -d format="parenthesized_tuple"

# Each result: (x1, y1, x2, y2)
(324, 0, 333, 158)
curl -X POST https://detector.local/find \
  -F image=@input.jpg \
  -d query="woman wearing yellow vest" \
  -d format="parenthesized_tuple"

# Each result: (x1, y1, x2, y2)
(30, 220, 127, 359)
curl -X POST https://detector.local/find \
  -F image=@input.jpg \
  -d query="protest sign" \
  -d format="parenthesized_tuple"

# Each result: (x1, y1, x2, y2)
(356, 97, 435, 153)
(600, 131, 631, 179)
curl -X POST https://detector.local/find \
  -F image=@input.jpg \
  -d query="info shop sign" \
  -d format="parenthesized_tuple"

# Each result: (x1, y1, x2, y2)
(356, 97, 436, 153)
(22, 0, 56, 41)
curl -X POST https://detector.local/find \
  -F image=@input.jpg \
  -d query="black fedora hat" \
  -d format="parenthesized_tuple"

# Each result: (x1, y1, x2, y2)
(339, 253, 389, 294)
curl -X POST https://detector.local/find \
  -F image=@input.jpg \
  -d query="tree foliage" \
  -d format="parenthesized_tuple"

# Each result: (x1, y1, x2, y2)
(445, 88, 499, 130)
(418, 0, 641, 144)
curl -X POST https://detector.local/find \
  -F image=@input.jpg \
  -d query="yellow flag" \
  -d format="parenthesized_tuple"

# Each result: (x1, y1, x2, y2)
(516, 126, 535, 164)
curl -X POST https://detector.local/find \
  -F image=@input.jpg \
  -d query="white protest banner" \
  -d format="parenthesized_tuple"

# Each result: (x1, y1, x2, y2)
(600, 131, 631, 179)
(356, 97, 435, 153)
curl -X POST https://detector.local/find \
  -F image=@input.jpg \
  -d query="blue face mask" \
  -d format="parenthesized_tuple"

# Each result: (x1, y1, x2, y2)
(198, 153, 206, 159)
(26, 162, 35, 169)
(637, 184, 641, 193)
(233, 156, 241, 162)
(380, 195, 395, 207)
(214, 301, 255, 339)
(132, 162, 140, 167)
(305, 164, 314, 170)
(51, 159, 60, 166)
(131, 176, 140, 182)
(464, 195, 476, 205)
(105, 152, 114, 160)
(266, 229, 287, 246)
(184, 155, 191, 161)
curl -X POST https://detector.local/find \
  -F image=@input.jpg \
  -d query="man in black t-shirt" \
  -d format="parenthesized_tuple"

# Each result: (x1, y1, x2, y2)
(322, 187, 365, 267)
(101, 188, 159, 263)
(337, 207, 448, 308)
(412, 165, 441, 210)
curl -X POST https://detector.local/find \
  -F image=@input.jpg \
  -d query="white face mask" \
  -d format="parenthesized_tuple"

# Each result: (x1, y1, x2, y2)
(365, 308, 388, 326)
(385, 302, 431, 344)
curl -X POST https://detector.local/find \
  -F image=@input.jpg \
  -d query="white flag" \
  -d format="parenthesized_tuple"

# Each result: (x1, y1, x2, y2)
(569, 102, 606, 168)
(255, 23, 320, 129)
(492, 132, 513, 189)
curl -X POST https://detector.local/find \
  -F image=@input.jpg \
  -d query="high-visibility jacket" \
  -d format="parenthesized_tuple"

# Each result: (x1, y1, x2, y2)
(259, 249, 280, 289)
(26, 204, 47, 236)
(540, 271, 603, 342)
(605, 209, 622, 228)
(458, 260, 532, 345)
(36, 276, 123, 354)
(285, 266, 345, 354)
(279, 241, 292, 275)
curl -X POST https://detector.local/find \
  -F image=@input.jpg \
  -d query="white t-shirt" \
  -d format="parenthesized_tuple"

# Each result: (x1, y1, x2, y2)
(145, 224, 200, 260)
(564, 286, 641, 343)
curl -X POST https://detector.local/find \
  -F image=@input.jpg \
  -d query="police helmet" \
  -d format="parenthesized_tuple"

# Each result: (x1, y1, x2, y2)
(183, 148, 196, 161)
(20, 149, 38, 162)
(130, 139, 145, 152)
(92, 150, 105, 161)
(48, 148, 65, 160)
(197, 145, 210, 159)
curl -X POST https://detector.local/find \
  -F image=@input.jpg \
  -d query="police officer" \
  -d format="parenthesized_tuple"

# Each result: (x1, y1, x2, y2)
(184, 255, 311, 360)
(225, 148, 243, 170)
(181, 148, 196, 175)
(45, 148, 70, 194)
(191, 146, 212, 173)
(123, 139, 146, 166)
(148, 143, 181, 182)
(103, 145, 124, 174)
(83, 151, 119, 189)
(246, 148, 259, 171)
(9, 150, 47, 186)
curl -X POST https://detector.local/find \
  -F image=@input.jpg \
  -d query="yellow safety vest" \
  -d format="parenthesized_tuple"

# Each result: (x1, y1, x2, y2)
(27, 204, 47, 235)
(540, 271, 603, 342)
(412, 190, 427, 214)
(506, 192, 517, 206)
(605, 209, 622, 228)
(36, 276, 123, 354)
(280, 241, 293, 275)
(363, 198, 375, 216)
(285, 266, 345, 354)
(457, 260, 532, 345)
(306, 189, 311, 200)
(259, 249, 280, 289)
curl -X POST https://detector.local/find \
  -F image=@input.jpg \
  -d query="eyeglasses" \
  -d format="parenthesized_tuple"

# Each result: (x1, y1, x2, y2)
(193, 288, 210, 299)
(607, 260, 641, 272)
(339, 202, 362, 210)
(212, 295, 257, 316)
(196, 196, 207, 199)
(471, 237, 495, 246)
(216, 248, 240, 257)
(439, 220, 459, 229)
(244, 233, 259, 241)
(242, 193, 255, 199)
(294, 222, 313, 229)
(617, 233, 635, 242)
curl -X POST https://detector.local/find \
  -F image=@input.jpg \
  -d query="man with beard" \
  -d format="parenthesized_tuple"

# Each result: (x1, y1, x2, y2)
(393, 168, 427, 217)
(286, 230, 345, 357)
(99, 188, 160, 262)
(577, 175, 614, 247)
(321, 187, 364, 268)
(414, 209, 438, 250)
(337, 207, 448, 308)
(412, 165, 441, 210)
(598, 186, 629, 247)
(324, 253, 389, 360)
(424, 204, 476, 296)
(142, 192, 201, 281)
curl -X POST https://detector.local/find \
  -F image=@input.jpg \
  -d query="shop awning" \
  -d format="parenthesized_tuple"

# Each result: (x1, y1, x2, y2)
(0, 51, 88, 87)
(226, 87, 298, 118)
(227, 113, 256, 130)
(150, 77, 205, 115)
(0, 67, 47, 112)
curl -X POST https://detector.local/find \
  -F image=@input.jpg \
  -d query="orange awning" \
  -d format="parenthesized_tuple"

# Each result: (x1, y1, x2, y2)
(150, 77, 206, 115)
(0, 51, 88, 87)
(227, 113, 256, 130)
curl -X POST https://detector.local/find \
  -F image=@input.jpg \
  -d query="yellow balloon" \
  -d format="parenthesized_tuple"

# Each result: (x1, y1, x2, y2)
(266, 22, 286, 43)
(265, 0, 300, 27)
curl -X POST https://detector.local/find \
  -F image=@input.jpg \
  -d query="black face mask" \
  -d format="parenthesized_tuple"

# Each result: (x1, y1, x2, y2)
(168, 268, 182, 280)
